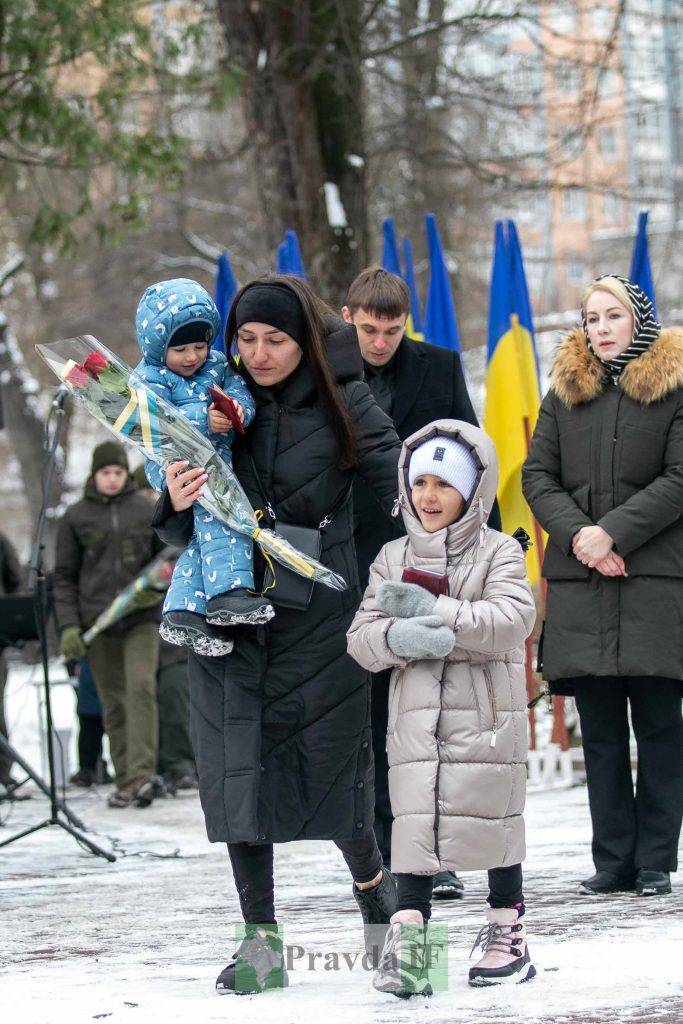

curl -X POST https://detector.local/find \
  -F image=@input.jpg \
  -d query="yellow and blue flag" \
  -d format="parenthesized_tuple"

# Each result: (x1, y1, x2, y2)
(213, 251, 238, 354)
(276, 229, 307, 279)
(484, 220, 543, 582)
(380, 217, 424, 341)
(402, 236, 424, 342)
(423, 212, 460, 351)
(629, 210, 657, 317)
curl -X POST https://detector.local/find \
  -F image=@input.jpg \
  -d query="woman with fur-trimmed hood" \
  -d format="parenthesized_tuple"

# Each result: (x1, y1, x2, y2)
(523, 276, 683, 899)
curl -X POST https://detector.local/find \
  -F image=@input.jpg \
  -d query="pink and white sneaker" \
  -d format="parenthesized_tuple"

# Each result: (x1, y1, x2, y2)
(468, 906, 536, 986)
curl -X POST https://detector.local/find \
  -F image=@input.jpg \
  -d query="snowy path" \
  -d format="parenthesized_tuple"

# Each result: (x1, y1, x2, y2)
(1, 781, 681, 1024)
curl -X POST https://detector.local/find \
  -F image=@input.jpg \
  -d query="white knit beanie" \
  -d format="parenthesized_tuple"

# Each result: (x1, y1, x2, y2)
(408, 436, 479, 501)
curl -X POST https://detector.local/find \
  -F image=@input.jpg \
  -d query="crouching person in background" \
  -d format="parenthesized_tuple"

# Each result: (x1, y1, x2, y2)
(348, 421, 536, 997)
(53, 442, 164, 808)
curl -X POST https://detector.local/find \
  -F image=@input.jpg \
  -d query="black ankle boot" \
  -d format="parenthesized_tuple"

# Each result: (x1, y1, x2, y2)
(579, 870, 636, 895)
(206, 590, 275, 626)
(353, 869, 398, 962)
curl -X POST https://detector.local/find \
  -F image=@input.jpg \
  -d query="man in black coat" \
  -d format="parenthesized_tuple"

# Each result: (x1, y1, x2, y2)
(343, 267, 501, 897)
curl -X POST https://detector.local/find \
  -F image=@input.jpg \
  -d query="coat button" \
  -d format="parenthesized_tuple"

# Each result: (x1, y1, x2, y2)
(357, 781, 364, 789)
(361, 740, 369, 749)
(260, 765, 265, 772)
(356, 821, 363, 829)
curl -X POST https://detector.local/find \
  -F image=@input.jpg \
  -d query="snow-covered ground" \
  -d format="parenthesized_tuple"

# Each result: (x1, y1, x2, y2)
(1, 665, 681, 1024)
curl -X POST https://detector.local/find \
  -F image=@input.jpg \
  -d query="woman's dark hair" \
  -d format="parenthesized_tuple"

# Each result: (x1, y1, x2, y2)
(226, 274, 359, 469)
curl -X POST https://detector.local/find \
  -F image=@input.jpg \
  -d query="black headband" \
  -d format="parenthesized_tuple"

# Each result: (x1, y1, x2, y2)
(234, 283, 305, 348)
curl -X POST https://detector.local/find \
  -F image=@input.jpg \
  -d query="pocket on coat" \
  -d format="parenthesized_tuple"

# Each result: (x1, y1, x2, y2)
(559, 425, 592, 491)
(618, 424, 666, 488)
(469, 666, 496, 734)
(387, 669, 403, 734)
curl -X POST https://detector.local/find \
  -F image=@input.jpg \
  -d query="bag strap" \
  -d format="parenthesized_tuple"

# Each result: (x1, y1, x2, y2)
(247, 449, 350, 531)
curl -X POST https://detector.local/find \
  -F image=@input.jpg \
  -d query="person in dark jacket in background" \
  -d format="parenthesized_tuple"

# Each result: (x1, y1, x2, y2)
(133, 464, 198, 793)
(69, 657, 111, 787)
(0, 531, 23, 795)
(523, 275, 683, 899)
(153, 275, 402, 995)
(53, 441, 164, 809)
(342, 268, 501, 898)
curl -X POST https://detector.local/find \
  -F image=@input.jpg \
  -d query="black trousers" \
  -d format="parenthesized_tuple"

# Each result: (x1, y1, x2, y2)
(574, 676, 683, 874)
(228, 834, 383, 925)
(77, 713, 104, 772)
(370, 668, 393, 864)
(396, 865, 524, 921)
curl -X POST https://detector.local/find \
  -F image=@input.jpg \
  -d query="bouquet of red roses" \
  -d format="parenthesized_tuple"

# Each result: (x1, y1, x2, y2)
(36, 336, 347, 592)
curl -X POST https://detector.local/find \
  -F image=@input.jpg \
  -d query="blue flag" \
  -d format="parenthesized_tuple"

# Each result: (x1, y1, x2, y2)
(381, 218, 402, 276)
(276, 229, 307, 278)
(422, 212, 460, 351)
(402, 236, 423, 336)
(213, 251, 238, 353)
(629, 210, 657, 318)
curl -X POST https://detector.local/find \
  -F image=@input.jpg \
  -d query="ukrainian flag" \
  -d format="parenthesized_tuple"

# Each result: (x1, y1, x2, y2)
(402, 236, 424, 342)
(380, 217, 424, 341)
(214, 251, 238, 354)
(276, 229, 307, 278)
(423, 212, 460, 351)
(484, 220, 543, 582)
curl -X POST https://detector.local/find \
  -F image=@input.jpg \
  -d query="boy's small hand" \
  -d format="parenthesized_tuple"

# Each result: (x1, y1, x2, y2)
(208, 403, 232, 433)
(377, 580, 436, 618)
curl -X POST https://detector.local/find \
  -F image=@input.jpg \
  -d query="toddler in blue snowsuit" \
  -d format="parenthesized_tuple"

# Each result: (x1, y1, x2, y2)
(135, 278, 274, 657)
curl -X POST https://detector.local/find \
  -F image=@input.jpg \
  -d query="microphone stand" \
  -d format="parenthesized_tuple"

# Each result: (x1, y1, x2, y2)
(0, 391, 115, 861)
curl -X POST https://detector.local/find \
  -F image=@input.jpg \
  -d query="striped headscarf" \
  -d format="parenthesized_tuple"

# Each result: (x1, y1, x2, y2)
(582, 275, 661, 376)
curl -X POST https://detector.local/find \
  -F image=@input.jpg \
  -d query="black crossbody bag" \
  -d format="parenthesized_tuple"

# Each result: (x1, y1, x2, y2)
(248, 453, 350, 610)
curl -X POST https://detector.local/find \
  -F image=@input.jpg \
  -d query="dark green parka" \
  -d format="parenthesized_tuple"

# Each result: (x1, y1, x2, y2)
(53, 477, 164, 635)
(522, 326, 683, 684)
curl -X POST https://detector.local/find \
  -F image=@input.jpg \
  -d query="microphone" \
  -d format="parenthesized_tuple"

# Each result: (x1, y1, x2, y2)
(51, 384, 70, 410)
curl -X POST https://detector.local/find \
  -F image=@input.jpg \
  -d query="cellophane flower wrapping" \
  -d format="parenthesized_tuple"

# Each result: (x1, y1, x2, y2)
(82, 550, 175, 645)
(36, 336, 347, 592)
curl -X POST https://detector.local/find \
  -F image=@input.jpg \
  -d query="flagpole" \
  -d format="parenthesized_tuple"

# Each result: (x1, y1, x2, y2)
(522, 417, 568, 755)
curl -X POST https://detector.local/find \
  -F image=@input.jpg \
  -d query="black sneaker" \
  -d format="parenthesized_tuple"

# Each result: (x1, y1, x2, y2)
(216, 926, 289, 995)
(352, 869, 398, 964)
(432, 869, 465, 900)
(160, 611, 234, 657)
(206, 590, 275, 627)
(579, 870, 636, 895)
(636, 869, 671, 896)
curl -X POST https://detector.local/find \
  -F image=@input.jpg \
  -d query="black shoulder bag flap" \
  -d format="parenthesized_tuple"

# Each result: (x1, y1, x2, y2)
(248, 453, 349, 610)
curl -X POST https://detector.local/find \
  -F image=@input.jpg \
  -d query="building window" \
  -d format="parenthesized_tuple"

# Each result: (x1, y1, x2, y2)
(597, 68, 617, 99)
(603, 192, 624, 223)
(599, 126, 618, 160)
(562, 187, 586, 220)
(558, 126, 583, 160)
(592, 6, 614, 37)
(565, 254, 585, 286)
(548, 3, 577, 35)
(555, 60, 580, 93)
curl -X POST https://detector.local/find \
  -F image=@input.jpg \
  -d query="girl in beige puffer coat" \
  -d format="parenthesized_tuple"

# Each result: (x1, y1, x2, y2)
(348, 420, 536, 996)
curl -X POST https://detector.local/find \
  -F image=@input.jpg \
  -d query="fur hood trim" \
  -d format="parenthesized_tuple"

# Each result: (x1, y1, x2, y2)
(551, 326, 683, 408)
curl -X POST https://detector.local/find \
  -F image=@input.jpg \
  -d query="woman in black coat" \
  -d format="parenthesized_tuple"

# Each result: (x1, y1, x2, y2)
(523, 275, 683, 899)
(153, 276, 402, 993)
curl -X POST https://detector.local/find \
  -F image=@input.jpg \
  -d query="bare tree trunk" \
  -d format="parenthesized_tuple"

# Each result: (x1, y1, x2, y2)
(0, 316, 67, 559)
(216, 0, 367, 303)
(399, 0, 451, 250)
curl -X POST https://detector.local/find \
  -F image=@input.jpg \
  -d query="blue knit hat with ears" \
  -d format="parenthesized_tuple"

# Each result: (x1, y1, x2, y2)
(408, 436, 479, 501)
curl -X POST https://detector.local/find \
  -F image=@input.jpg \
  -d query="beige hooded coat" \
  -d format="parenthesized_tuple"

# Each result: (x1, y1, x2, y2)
(347, 420, 535, 875)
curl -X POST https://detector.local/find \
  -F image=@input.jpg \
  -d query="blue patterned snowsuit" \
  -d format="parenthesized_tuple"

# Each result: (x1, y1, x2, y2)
(134, 278, 255, 616)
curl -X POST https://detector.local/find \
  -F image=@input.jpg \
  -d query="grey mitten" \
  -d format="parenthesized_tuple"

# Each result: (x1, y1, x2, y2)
(387, 615, 455, 660)
(376, 580, 436, 618)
